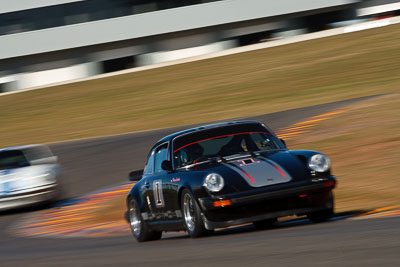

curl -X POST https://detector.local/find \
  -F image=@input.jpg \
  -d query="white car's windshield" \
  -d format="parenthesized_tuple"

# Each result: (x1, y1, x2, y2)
(0, 150, 30, 170)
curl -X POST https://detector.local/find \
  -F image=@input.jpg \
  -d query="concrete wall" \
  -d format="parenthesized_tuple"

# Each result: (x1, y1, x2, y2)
(136, 40, 238, 65)
(0, 0, 85, 14)
(0, 0, 362, 92)
(0, 0, 358, 60)
(0, 62, 102, 92)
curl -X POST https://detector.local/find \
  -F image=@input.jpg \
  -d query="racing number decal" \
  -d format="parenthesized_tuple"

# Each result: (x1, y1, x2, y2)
(155, 183, 162, 205)
(153, 180, 165, 208)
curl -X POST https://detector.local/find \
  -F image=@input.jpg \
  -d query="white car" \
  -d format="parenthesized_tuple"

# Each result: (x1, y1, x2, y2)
(0, 144, 63, 211)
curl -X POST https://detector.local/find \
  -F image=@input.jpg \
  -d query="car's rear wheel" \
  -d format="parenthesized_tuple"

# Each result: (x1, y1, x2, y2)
(181, 189, 212, 238)
(253, 218, 277, 229)
(128, 199, 162, 242)
(307, 196, 334, 223)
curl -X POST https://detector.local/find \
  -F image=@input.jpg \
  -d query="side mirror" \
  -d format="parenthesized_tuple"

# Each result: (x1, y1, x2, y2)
(161, 160, 172, 171)
(280, 139, 287, 148)
(128, 170, 143, 181)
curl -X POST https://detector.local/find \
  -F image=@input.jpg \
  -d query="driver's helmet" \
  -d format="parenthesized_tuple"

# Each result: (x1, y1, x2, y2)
(185, 143, 204, 162)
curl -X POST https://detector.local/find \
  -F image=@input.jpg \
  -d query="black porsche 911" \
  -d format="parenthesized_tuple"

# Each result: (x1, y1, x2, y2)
(126, 120, 335, 242)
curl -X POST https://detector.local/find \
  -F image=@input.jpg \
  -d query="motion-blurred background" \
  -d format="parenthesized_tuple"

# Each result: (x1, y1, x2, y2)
(1, 0, 399, 92)
(0, 0, 399, 217)
(0, 2, 399, 265)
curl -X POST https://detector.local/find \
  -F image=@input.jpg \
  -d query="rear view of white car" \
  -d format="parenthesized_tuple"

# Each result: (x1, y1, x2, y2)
(0, 144, 63, 211)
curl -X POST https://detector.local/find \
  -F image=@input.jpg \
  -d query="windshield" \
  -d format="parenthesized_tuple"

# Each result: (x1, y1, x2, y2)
(173, 130, 282, 168)
(0, 150, 30, 170)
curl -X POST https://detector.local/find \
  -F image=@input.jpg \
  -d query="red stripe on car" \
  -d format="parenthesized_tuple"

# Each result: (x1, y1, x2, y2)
(174, 131, 268, 152)
(238, 168, 256, 183)
(268, 161, 287, 178)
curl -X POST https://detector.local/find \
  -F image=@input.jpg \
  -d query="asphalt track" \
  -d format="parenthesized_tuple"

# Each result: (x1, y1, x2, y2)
(1, 95, 399, 266)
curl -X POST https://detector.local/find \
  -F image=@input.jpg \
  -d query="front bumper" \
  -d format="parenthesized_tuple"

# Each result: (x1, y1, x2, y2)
(0, 184, 58, 211)
(198, 177, 335, 230)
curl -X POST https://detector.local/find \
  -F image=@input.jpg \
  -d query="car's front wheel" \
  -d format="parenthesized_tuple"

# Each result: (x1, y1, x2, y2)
(253, 218, 277, 229)
(181, 189, 213, 238)
(128, 199, 162, 242)
(307, 196, 334, 223)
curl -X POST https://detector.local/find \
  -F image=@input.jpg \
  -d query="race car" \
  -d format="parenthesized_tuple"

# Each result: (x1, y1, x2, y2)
(0, 144, 63, 211)
(126, 121, 335, 242)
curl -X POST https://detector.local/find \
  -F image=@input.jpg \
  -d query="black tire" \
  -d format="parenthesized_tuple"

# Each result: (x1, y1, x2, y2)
(41, 184, 66, 209)
(181, 189, 213, 238)
(253, 218, 277, 229)
(307, 196, 334, 223)
(128, 199, 162, 242)
(307, 208, 334, 223)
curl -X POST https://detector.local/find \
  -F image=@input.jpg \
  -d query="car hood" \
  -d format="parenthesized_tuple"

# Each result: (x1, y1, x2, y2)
(222, 156, 292, 187)
(184, 150, 310, 188)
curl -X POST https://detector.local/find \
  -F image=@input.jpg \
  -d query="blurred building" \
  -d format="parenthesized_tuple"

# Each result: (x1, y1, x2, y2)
(0, 0, 399, 93)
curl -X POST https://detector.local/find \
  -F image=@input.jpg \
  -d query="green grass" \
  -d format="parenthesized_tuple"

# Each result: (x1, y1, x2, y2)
(0, 24, 399, 147)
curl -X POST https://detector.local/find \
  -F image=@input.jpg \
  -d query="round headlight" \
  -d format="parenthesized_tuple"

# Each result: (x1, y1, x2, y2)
(308, 154, 331, 172)
(204, 173, 224, 192)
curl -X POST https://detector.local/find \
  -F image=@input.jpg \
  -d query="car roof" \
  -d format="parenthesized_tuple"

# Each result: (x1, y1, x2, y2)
(0, 144, 47, 152)
(156, 120, 264, 145)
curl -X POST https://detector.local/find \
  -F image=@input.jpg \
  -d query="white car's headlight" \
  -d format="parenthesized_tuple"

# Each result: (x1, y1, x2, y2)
(204, 173, 224, 192)
(308, 154, 331, 172)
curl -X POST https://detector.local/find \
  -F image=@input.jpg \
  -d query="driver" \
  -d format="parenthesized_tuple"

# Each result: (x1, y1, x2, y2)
(218, 135, 246, 156)
(186, 143, 204, 163)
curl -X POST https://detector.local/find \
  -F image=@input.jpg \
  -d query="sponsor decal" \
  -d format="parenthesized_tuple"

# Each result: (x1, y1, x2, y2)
(172, 177, 181, 182)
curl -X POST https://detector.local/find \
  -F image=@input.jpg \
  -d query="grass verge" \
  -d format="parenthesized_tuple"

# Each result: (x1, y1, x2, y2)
(290, 94, 400, 212)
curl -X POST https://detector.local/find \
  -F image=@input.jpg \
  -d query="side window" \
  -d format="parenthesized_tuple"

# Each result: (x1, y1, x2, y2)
(0, 150, 30, 169)
(154, 143, 169, 174)
(24, 145, 53, 161)
(143, 151, 155, 175)
(250, 133, 279, 151)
